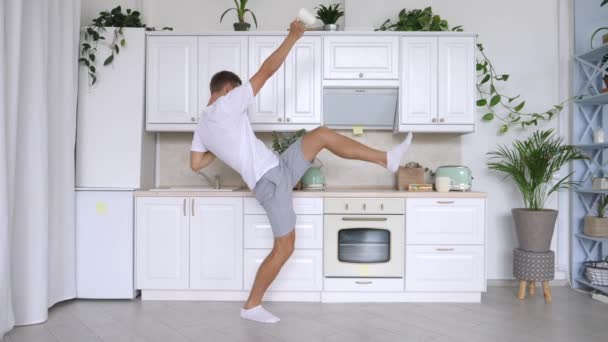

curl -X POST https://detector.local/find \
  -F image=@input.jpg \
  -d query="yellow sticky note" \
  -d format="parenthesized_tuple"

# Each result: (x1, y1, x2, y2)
(352, 126, 364, 136)
(95, 202, 107, 215)
(358, 264, 370, 277)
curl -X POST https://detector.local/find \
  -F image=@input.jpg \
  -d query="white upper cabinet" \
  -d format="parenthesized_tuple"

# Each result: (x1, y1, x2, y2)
(136, 197, 189, 289)
(323, 36, 399, 80)
(146, 36, 197, 124)
(190, 197, 243, 290)
(198, 36, 248, 122)
(248, 36, 285, 124)
(400, 37, 438, 124)
(438, 37, 475, 125)
(285, 37, 322, 124)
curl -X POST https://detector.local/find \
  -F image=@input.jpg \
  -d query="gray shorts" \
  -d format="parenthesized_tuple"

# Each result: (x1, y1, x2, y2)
(252, 137, 312, 237)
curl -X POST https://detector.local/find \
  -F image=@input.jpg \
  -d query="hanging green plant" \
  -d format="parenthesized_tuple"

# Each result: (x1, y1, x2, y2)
(376, 6, 572, 134)
(80, 6, 172, 86)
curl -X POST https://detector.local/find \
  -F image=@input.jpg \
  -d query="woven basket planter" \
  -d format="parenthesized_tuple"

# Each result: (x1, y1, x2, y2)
(583, 216, 608, 237)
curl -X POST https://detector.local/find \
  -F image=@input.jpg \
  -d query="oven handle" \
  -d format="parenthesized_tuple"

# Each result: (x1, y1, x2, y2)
(341, 217, 388, 222)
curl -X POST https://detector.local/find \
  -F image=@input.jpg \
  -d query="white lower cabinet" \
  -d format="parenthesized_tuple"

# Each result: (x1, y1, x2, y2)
(406, 245, 485, 292)
(244, 214, 323, 249)
(190, 197, 243, 290)
(244, 249, 323, 291)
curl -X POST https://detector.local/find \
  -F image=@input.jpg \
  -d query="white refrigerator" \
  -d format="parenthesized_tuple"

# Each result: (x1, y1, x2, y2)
(75, 28, 155, 299)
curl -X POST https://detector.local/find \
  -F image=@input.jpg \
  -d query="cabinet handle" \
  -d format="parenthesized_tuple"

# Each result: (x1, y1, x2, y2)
(342, 217, 387, 222)
(359, 72, 364, 78)
(191, 198, 195, 216)
(362, 203, 366, 210)
(278, 117, 283, 122)
(345, 203, 349, 210)
(355, 281, 373, 285)
(183, 198, 186, 216)
(380, 203, 384, 210)
(286, 117, 291, 122)
(436, 201, 455, 204)
(439, 118, 445, 123)
(190, 117, 196, 122)
(432, 118, 437, 123)
(436, 248, 455, 252)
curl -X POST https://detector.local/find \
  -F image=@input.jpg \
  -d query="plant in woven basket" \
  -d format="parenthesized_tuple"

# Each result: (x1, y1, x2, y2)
(487, 129, 589, 252)
(271, 129, 306, 154)
(376, 6, 574, 134)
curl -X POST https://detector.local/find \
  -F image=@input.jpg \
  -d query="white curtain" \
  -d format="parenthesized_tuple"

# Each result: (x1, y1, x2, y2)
(1, 0, 81, 338)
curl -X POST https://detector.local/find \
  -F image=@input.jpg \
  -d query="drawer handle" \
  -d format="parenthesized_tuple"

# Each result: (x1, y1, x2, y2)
(436, 201, 455, 204)
(355, 281, 373, 285)
(359, 72, 364, 78)
(345, 203, 349, 210)
(380, 204, 384, 210)
(436, 248, 455, 252)
(362, 203, 366, 210)
(183, 198, 186, 216)
(342, 217, 387, 222)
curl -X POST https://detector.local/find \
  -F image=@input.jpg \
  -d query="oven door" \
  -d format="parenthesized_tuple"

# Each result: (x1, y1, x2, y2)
(324, 215, 404, 278)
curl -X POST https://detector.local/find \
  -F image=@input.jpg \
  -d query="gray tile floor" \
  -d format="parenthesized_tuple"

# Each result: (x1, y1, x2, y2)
(2, 287, 608, 342)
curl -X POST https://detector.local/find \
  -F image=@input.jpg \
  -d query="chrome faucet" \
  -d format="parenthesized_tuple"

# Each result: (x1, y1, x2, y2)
(196, 170, 221, 189)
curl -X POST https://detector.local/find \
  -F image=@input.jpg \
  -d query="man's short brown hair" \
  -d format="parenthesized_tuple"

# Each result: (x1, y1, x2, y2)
(210, 70, 242, 93)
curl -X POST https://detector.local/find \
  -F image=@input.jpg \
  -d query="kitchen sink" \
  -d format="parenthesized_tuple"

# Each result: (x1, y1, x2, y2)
(150, 186, 243, 192)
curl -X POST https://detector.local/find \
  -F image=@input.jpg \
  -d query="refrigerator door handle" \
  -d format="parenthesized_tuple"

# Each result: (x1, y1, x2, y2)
(183, 198, 186, 216)
(191, 198, 195, 216)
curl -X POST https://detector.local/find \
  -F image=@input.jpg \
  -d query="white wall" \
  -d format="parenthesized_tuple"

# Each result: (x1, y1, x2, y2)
(81, 0, 565, 280)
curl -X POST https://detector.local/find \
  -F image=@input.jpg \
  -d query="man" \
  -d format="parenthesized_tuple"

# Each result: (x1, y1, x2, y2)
(190, 20, 412, 323)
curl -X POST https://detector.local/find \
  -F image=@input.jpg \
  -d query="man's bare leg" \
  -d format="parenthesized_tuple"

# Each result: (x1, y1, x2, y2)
(241, 230, 295, 323)
(301, 127, 412, 171)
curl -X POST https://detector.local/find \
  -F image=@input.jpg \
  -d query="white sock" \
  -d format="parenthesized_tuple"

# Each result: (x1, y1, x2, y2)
(240, 305, 280, 323)
(387, 132, 413, 173)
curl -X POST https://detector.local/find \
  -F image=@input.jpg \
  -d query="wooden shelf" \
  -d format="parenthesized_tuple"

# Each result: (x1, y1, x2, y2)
(576, 277, 608, 294)
(576, 44, 608, 63)
(576, 233, 608, 243)
(575, 92, 608, 105)
(575, 142, 608, 149)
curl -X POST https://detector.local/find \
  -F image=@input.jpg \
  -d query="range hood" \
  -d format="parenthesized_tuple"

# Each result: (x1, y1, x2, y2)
(323, 87, 398, 130)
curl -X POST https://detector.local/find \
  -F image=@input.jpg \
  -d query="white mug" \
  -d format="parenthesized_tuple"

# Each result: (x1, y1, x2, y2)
(435, 177, 451, 193)
(297, 8, 317, 26)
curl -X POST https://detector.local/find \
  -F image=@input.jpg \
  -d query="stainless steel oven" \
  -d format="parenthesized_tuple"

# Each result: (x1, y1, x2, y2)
(324, 198, 404, 278)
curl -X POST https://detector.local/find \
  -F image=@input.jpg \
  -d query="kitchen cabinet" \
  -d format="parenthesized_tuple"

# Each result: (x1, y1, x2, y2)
(248, 36, 322, 127)
(244, 214, 323, 249)
(198, 36, 248, 121)
(190, 197, 243, 290)
(146, 36, 197, 124)
(244, 197, 323, 215)
(406, 245, 485, 292)
(248, 36, 285, 124)
(244, 249, 323, 291)
(136, 197, 189, 289)
(135, 196, 243, 291)
(398, 36, 475, 132)
(323, 36, 399, 80)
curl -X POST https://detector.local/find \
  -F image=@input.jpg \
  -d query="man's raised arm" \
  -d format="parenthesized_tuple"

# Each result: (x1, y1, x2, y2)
(249, 20, 305, 96)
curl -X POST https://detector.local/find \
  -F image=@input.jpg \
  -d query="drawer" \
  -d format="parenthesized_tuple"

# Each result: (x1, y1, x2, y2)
(324, 198, 404, 214)
(406, 245, 485, 292)
(323, 36, 399, 80)
(406, 198, 485, 245)
(244, 197, 322, 215)
(244, 214, 323, 249)
(324, 277, 404, 292)
(244, 249, 322, 291)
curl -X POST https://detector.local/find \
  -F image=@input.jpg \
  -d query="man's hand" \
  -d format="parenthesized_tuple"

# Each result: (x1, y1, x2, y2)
(288, 20, 306, 40)
(250, 20, 306, 96)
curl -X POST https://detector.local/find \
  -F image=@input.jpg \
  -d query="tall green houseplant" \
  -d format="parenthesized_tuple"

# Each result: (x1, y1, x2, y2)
(487, 129, 588, 252)
(221, 0, 258, 31)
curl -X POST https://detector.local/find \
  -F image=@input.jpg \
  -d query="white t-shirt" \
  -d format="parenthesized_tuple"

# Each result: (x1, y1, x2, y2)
(190, 82, 278, 190)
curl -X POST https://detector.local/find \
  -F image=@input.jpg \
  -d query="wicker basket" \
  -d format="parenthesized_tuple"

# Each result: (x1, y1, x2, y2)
(583, 216, 608, 237)
(584, 258, 608, 286)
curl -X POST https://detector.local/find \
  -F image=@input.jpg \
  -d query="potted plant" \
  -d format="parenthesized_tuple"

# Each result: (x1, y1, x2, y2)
(487, 129, 588, 252)
(315, 4, 344, 31)
(220, 0, 258, 31)
(590, 1, 608, 48)
(584, 195, 608, 237)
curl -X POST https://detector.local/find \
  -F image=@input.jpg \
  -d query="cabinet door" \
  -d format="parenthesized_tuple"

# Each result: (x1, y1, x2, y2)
(323, 36, 399, 79)
(285, 37, 322, 124)
(248, 36, 285, 124)
(400, 37, 437, 124)
(406, 245, 485, 292)
(438, 37, 475, 125)
(198, 37, 248, 121)
(146, 37, 197, 124)
(136, 197, 189, 289)
(244, 249, 322, 291)
(406, 198, 485, 245)
(190, 197, 243, 290)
